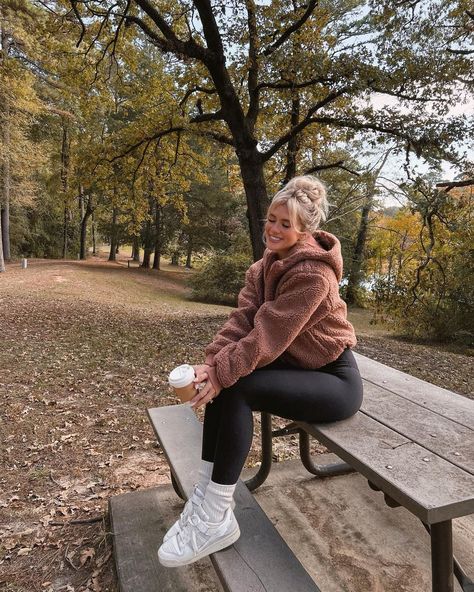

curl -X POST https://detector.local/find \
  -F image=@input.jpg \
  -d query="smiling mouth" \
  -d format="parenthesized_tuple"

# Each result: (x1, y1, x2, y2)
(268, 236, 282, 242)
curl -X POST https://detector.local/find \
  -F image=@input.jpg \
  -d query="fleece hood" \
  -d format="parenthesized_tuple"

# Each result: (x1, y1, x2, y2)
(262, 230, 343, 284)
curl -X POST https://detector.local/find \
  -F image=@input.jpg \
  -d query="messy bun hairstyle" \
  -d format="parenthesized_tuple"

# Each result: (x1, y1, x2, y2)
(269, 175, 329, 235)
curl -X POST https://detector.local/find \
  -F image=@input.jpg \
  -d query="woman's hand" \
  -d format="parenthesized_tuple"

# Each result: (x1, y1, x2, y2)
(191, 364, 223, 409)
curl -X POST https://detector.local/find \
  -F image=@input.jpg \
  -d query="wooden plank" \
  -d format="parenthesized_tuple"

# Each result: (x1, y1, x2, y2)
(361, 383, 474, 475)
(109, 487, 220, 592)
(298, 413, 474, 524)
(354, 352, 474, 430)
(148, 404, 321, 592)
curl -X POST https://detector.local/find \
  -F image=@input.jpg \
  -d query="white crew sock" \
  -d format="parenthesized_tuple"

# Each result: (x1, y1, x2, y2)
(201, 480, 236, 523)
(194, 460, 214, 499)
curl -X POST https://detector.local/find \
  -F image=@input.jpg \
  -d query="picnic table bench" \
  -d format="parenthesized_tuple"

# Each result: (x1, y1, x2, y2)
(110, 352, 474, 592)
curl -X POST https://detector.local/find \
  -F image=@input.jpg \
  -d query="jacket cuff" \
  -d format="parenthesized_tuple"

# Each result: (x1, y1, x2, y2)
(205, 354, 215, 366)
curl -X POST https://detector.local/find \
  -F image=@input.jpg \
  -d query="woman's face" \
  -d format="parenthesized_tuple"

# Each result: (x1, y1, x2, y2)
(264, 204, 303, 259)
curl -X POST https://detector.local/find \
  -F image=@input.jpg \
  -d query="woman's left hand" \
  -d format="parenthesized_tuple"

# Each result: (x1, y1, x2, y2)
(191, 364, 222, 409)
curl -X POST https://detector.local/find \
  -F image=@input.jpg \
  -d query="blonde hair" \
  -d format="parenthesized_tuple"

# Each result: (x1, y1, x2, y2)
(268, 175, 329, 235)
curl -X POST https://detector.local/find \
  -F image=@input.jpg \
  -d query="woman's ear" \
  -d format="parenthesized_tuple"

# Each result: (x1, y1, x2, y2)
(298, 231, 309, 242)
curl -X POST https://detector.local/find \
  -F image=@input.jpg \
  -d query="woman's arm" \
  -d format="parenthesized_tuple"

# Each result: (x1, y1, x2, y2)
(204, 264, 261, 365)
(212, 272, 330, 388)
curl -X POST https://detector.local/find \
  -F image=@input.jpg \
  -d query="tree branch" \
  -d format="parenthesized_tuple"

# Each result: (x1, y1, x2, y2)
(261, 88, 349, 161)
(304, 160, 361, 176)
(446, 47, 474, 55)
(192, 0, 225, 61)
(124, 14, 182, 53)
(133, 0, 210, 61)
(189, 109, 224, 123)
(196, 130, 234, 146)
(368, 84, 434, 102)
(263, 0, 319, 57)
(257, 76, 335, 91)
(436, 178, 474, 190)
(70, 0, 86, 47)
(109, 126, 185, 161)
(245, 0, 260, 125)
(179, 85, 217, 109)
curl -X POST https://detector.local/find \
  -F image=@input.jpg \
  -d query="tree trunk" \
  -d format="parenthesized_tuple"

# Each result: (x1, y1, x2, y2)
(1, 26, 11, 261)
(132, 235, 140, 262)
(62, 203, 69, 259)
(91, 211, 96, 255)
(79, 187, 85, 220)
(141, 196, 154, 269)
(283, 96, 300, 185)
(142, 246, 151, 268)
(237, 151, 267, 261)
(60, 121, 70, 259)
(171, 251, 179, 265)
(185, 234, 193, 268)
(79, 191, 93, 260)
(1, 206, 8, 260)
(152, 203, 161, 270)
(345, 151, 390, 305)
(202, 55, 268, 262)
(108, 207, 118, 261)
(0, 211, 5, 272)
(345, 198, 372, 305)
(1, 152, 10, 261)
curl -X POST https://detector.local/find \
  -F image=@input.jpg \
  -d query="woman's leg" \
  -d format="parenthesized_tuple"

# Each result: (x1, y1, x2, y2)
(159, 351, 362, 566)
(209, 349, 363, 485)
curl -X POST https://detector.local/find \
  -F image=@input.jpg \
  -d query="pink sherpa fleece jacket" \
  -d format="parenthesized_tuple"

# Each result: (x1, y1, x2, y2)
(205, 230, 357, 389)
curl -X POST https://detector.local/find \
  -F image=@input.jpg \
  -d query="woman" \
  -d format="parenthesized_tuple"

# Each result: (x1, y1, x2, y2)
(158, 175, 363, 567)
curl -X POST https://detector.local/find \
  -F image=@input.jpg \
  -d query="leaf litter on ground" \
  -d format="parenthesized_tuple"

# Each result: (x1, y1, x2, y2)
(0, 255, 472, 591)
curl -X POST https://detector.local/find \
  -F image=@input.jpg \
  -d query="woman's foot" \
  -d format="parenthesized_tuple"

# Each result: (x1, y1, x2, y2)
(158, 506, 240, 567)
(163, 484, 204, 542)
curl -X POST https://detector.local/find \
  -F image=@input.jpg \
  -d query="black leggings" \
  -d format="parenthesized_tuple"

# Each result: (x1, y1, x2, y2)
(202, 348, 363, 484)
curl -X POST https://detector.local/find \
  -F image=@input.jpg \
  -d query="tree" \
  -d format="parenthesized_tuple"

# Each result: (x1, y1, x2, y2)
(0, 209, 5, 271)
(61, 0, 472, 261)
(0, 1, 43, 265)
(345, 150, 392, 305)
(368, 176, 474, 342)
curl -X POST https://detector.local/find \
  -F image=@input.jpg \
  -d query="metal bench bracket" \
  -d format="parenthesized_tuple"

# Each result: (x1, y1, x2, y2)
(244, 412, 354, 491)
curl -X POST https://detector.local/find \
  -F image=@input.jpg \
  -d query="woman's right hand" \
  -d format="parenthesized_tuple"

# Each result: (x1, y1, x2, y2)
(191, 364, 222, 409)
(193, 364, 211, 385)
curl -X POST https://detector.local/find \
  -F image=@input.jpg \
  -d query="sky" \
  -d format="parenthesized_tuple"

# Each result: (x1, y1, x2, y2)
(361, 92, 474, 206)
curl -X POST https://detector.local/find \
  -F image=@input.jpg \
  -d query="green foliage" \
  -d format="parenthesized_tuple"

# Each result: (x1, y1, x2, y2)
(368, 180, 474, 344)
(189, 252, 252, 306)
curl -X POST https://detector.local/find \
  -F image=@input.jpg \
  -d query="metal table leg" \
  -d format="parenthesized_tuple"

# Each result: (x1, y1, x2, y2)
(245, 414, 355, 491)
(245, 412, 273, 491)
(423, 522, 473, 592)
(431, 520, 454, 592)
(299, 430, 355, 477)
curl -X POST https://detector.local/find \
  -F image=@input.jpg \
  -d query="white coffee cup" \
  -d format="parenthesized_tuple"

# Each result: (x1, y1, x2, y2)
(168, 364, 197, 403)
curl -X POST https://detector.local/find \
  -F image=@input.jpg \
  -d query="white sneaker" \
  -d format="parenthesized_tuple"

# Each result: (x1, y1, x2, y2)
(158, 506, 240, 567)
(163, 485, 204, 543)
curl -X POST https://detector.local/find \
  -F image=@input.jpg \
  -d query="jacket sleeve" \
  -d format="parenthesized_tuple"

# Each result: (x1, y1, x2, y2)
(212, 272, 330, 388)
(204, 265, 261, 366)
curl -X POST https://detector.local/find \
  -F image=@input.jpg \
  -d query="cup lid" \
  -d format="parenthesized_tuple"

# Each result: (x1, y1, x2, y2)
(169, 364, 195, 388)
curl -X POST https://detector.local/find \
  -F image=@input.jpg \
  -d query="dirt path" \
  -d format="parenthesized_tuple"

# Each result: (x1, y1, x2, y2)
(1, 257, 472, 592)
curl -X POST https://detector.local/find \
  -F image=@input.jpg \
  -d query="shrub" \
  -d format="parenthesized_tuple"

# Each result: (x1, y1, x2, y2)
(189, 252, 251, 306)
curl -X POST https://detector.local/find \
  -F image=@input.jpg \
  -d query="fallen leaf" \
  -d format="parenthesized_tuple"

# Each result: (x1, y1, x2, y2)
(17, 547, 32, 556)
(80, 547, 95, 566)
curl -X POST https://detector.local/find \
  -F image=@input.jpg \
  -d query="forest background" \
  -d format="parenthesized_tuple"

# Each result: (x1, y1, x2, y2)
(1, 0, 473, 344)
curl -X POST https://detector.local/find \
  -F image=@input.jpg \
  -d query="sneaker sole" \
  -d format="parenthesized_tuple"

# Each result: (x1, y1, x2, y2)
(158, 524, 241, 568)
